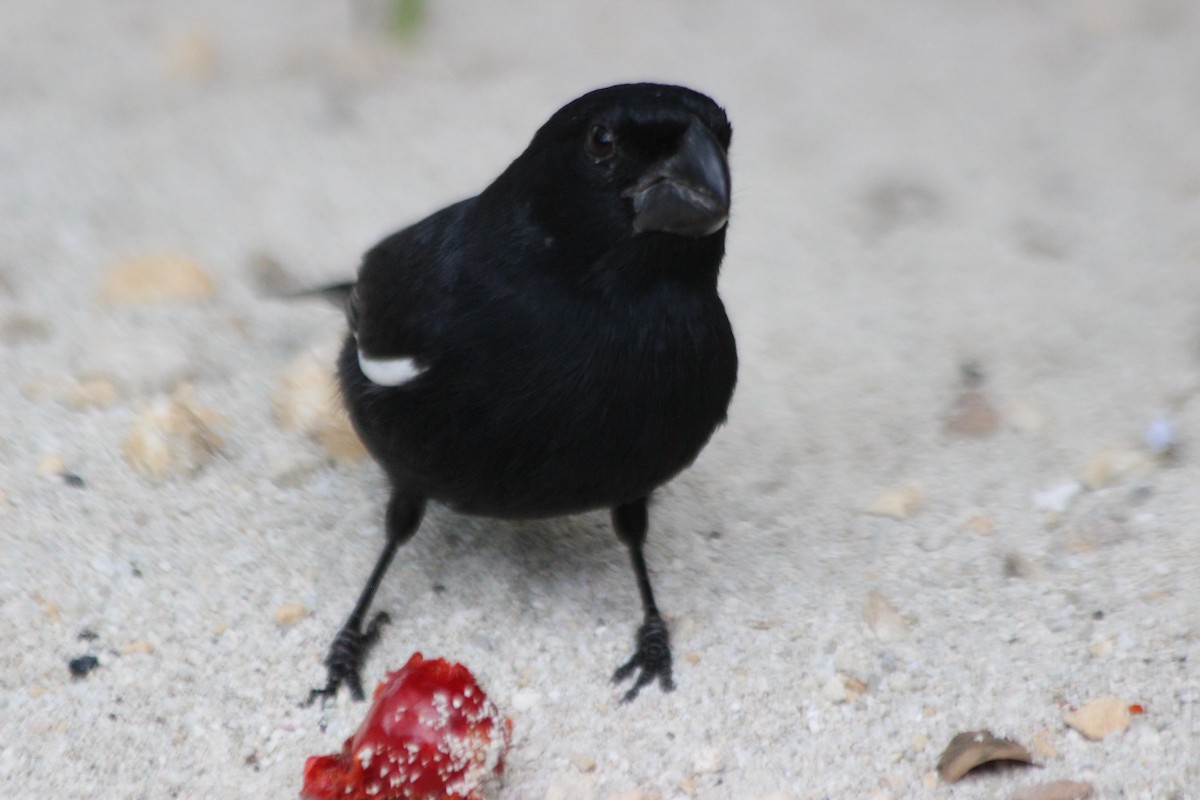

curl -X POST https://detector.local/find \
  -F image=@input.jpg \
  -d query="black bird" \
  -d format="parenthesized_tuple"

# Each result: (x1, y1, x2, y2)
(305, 83, 737, 704)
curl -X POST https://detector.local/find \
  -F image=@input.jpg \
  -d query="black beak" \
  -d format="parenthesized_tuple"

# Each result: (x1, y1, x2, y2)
(625, 120, 731, 238)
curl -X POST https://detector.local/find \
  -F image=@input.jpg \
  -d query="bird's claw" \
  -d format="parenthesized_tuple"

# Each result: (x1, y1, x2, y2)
(612, 614, 674, 703)
(306, 612, 391, 705)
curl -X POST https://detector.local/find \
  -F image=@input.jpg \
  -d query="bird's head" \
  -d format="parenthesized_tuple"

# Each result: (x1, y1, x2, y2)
(495, 84, 733, 266)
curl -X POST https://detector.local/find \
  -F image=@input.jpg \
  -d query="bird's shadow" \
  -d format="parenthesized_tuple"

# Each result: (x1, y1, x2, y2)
(416, 504, 631, 620)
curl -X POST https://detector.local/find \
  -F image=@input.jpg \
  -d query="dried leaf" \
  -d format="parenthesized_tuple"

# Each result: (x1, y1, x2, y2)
(937, 730, 1034, 782)
(1010, 780, 1094, 800)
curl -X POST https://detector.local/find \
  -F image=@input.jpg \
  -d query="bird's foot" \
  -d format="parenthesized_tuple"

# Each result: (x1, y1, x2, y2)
(612, 613, 674, 703)
(306, 611, 390, 705)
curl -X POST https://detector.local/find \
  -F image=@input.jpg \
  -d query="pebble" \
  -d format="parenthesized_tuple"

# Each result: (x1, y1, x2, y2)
(36, 454, 66, 477)
(100, 255, 215, 305)
(821, 673, 848, 703)
(1032, 482, 1081, 513)
(963, 515, 995, 534)
(123, 639, 155, 655)
(1010, 780, 1094, 800)
(274, 350, 367, 465)
(1030, 728, 1059, 759)
(1143, 416, 1176, 458)
(123, 384, 224, 479)
(944, 390, 1000, 437)
(863, 590, 909, 642)
(568, 754, 596, 773)
(273, 603, 307, 627)
(1063, 696, 1130, 740)
(68, 377, 120, 409)
(692, 745, 723, 774)
(0, 313, 52, 344)
(168, 32, 218, 83)
(866, 485, 922, 519)
(68, 654, 100, 679)
(1082, 449, 1151, 489)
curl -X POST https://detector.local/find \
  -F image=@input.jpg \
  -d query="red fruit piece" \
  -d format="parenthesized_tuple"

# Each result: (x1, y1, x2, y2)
(302, 653, 512, 800)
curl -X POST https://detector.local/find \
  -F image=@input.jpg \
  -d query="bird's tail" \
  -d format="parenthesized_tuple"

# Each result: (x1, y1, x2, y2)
(283, 281, 356, 309)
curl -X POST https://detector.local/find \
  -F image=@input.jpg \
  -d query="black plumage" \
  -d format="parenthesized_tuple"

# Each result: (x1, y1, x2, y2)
(306, 83, 737, 704)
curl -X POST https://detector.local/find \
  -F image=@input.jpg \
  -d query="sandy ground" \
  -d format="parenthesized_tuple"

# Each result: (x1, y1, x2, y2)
(2, 1, 1199, 798)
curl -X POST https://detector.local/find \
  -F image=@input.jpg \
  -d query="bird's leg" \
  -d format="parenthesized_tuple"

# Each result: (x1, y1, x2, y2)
(610, 497, 675, 702)
(307, 490, 425, 705)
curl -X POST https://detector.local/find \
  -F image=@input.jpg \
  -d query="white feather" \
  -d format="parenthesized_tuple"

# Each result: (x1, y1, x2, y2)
(357, 350, 425, 387)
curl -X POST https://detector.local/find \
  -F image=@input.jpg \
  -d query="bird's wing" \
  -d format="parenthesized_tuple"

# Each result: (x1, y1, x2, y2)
(350, 202, 469, 385)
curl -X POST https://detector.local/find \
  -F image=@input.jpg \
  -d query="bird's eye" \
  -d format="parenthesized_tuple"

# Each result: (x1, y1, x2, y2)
(586, 124, 615, 161)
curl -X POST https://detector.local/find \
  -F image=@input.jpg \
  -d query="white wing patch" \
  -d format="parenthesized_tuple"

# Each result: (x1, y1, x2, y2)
(357, 350, 425, 387)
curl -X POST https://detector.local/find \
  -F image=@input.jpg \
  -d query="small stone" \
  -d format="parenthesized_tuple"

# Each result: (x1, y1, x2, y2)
(678, 776, 697, 796)
(937, 730, 1034, 782)
(921, 772, 939, 789)
(568, 754, 596, 773)
(864, 590, 909, 642)
(273, 603, 307, 627)
(68, 654, 100, 678)
(1088, 639, 1114, 658)
(168, 32, 217, 83)
(1033, 482, 1081, 513)
(123, 384, 225, 479)
(910, 732, 930, 753)
(1064, 696, 1131, 740)
(545, 771, 596, 800)
(963, 515, 995, 534)
(1144, 416, 1177, 458)
(100, 255, 215, 305)
(1029, 728, 1059, 759)
(68, 377, 120, 409)
(0, 313, 52, 344)
(36, 454, 65, 477)
(821, 673, 848, 704)
(683, 651, 701, 665)
(274, 349, 368, 465)
(1003, 552, 1035, 579)
(1010, 780, 1094, 800)
(123, 639, 155, 655)
(692, 745, 722, 774)
(944, 390, 1000, 437)
(247, 252, 297, 295)
(844, 676, 868, 699)
(1082, 449, 1151, 489)
(866, 485, 922, 519)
